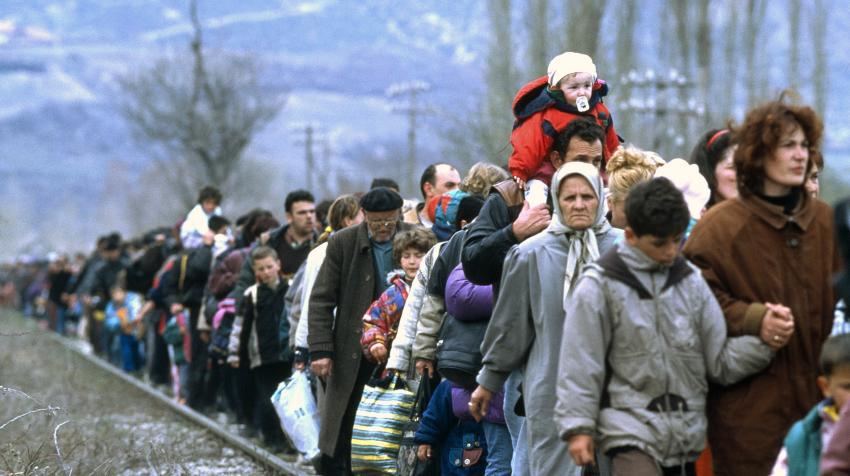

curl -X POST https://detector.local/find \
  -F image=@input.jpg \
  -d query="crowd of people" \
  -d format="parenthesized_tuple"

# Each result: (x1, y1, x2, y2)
(3, 51, 850, 476)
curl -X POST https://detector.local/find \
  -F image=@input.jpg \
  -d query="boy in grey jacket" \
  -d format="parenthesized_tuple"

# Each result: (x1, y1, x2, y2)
(555, 178, 779, 475)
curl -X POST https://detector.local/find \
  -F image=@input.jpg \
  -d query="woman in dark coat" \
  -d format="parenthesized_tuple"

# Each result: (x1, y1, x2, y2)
(683, 96, 841, 476)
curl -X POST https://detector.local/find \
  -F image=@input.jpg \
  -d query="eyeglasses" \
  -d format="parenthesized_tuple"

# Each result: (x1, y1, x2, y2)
(366, 219, 398, 229)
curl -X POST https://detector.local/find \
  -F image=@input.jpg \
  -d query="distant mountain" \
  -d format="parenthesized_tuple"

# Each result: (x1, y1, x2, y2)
(1, 0, 849, 259)
(0, 1, 490, 258)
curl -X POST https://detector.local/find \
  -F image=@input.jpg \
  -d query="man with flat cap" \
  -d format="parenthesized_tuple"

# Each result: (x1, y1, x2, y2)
(309, 187, 414, 474)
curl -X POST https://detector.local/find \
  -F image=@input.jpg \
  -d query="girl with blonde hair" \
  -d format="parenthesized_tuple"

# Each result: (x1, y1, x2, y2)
(461, 161, 511, 197)
(605, 146, 665, 229)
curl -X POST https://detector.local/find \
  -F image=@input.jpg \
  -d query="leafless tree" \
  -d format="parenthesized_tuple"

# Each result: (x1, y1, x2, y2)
(744, 0, 768, 107)
(563, 0, 607, 59)
(811, 0, 827, 116)
(722, 0, 741, 116)
(695, 0, 711, 122)
(117, 0, 284, 210)
(442, 0, 517, 169)
(671, 0, 692, 74)
(612, 0, 638, 140)
(486, 0, 519, 122)
(788, 0, 802, 90)
(525, 0, 550, 76)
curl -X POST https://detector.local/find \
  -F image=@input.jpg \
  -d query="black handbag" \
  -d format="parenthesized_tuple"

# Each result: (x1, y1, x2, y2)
(397, 373, 439, 476)
(435, 312, 487, 389)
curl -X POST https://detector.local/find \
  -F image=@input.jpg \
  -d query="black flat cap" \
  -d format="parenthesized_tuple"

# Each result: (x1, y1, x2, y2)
(360, 187, 404, 212)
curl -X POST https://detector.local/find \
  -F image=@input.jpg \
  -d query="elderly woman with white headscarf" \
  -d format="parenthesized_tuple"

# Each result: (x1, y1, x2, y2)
(468, 161, 622, 475)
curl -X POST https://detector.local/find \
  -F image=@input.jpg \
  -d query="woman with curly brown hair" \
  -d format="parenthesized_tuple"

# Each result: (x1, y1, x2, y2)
(683, 95, 841, 476)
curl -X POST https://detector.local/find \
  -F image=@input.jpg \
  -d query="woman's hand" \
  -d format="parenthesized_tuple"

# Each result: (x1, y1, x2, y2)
(760, 302, 795, 350)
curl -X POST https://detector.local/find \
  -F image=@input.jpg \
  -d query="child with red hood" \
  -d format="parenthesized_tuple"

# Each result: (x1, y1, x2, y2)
(509, 51, 621, 205)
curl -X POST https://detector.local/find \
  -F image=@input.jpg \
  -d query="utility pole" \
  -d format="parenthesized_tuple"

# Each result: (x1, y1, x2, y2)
(387, 80, 431, 196)
(320, 137, 332, 198)
(291, 123, 320, 194)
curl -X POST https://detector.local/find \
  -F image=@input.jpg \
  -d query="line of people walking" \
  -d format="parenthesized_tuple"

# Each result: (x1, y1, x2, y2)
(3, 50, 850, 476)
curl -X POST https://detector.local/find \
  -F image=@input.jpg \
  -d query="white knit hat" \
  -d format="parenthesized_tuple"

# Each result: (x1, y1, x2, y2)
(547, 52, 597, 87)
(654, 158, 711, 220)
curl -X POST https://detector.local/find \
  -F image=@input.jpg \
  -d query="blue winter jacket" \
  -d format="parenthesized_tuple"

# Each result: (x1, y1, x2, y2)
(414, 380, 487, 476)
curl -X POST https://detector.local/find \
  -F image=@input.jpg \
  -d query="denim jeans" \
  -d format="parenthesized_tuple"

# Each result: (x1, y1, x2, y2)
(482, 420, 513, 476)
(104, 327, 122, 366)
(119, 333, 143, 372)
(504, 369, 530, 476)
(56, 307, 66, 336)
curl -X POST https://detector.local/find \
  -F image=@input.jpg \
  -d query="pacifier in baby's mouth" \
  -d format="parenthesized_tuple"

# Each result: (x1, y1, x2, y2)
(576, 96, 590, 112)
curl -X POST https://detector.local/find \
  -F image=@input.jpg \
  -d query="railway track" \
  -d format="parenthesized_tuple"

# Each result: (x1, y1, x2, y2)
(0, 312, 312, 475)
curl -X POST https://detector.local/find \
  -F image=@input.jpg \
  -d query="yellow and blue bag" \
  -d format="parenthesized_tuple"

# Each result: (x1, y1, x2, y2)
(351, 372, 415, 474)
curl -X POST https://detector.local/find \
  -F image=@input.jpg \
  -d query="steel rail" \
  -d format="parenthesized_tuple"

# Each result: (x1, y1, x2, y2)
(44, 331, 310, 476)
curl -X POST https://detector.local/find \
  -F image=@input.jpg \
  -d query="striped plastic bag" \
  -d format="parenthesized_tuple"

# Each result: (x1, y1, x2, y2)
(351, 373, 416, 474)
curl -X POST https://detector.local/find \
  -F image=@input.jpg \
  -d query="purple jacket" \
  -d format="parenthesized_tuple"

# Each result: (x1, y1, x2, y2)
(445, 263, 493, 322)
(450, 383, 505, 425)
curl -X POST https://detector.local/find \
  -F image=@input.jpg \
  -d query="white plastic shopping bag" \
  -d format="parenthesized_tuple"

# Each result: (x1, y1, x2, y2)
(271, 370, 320, 459)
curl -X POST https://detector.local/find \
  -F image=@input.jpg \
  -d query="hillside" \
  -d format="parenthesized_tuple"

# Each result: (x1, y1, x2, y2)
(1, 1, 849, 258)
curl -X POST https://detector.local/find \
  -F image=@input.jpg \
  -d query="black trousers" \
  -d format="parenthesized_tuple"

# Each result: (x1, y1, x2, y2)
(185, 306, 209, 410)
(223, 362, 253, 424)
(88, 309, 104, 355)
(608, 447, 696, 476)
(146, 311, 171, 386)
(203, 357, 224, 410)
(251, 361, 291, 445)
(319, 358, 375, 476)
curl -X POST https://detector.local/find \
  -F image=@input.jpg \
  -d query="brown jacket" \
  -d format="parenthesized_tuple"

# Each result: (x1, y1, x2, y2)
(683, 193, 840, 476)
(307, 220, 413, 456)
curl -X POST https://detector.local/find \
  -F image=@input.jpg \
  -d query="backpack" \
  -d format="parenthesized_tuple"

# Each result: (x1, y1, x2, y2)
(148, 255, 178, 308)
